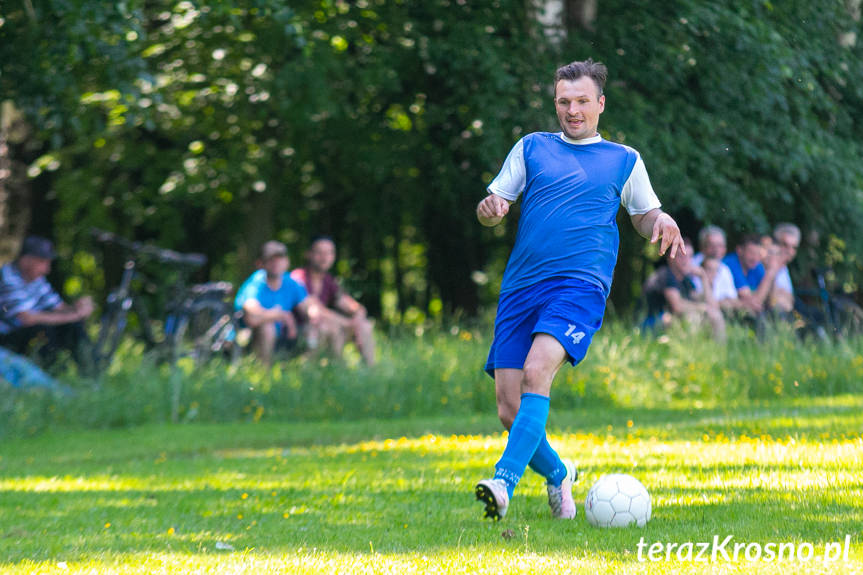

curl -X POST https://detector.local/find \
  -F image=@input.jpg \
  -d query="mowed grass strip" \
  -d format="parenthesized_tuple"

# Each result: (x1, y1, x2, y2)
(0, 396, 861, 574)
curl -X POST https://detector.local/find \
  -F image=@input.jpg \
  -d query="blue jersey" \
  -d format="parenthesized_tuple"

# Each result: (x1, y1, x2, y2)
(234, 270, 307, 312)
(723, 253, 765, 291)
(491, 133, 660, 296)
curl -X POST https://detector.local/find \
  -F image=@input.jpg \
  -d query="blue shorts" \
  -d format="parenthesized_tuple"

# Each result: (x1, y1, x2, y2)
(484, 277, 606, 377)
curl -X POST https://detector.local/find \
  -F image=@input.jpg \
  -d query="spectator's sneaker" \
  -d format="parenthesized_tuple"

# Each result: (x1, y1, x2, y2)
(475, 478, 510, 520)
(547, 459, 578, 519)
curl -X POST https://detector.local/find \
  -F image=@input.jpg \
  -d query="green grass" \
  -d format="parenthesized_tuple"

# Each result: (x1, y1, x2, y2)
(1, 396, 861, 574)
(3, 323, 863, 438)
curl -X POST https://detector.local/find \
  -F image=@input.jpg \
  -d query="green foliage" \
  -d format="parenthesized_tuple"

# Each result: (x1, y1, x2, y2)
(5, 0, 554, 317)
(577, 1, 863, 303)
(4, 1, 863, 314)
(3, 325, 862, 439)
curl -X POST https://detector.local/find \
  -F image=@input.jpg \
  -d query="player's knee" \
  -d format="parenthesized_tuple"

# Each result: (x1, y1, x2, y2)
(497, 402, 517, 430)
(521, 360, 554, 395)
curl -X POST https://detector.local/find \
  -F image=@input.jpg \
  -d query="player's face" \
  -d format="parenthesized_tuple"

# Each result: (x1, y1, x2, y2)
(554, 77, 605, 141)
(308, 239, 336, 273)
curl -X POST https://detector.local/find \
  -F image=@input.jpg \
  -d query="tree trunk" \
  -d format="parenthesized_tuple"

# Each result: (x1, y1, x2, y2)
(566, 0, 597, 31)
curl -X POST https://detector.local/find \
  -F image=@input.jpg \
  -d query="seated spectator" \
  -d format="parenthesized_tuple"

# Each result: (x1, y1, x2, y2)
(690, 225, 739, 310)
(700, 256, 724, 294)
(234, 241, 322, 365)
(0, 345, 70, 394)
(291, 236, 376, 366)
(643, 238, 725, 340)
(0, 236, 94, 372)
(722, 234, 784, 315)
(768, 223, 800, 314)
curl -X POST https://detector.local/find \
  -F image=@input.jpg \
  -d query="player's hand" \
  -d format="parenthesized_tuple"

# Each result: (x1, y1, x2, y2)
(477, 194, 509, 226)
(651, 213, 685, 259)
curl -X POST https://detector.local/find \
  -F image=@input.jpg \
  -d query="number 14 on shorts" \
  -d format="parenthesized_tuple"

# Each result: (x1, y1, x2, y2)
(565, 324, 586, 345)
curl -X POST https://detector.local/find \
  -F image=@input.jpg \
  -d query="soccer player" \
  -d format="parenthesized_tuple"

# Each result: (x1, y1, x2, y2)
(474, 59, 683, 520)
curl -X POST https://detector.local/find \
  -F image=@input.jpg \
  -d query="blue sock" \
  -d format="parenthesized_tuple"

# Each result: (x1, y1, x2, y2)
(528, 435, 567, 486)
(494, 393, 550, 499)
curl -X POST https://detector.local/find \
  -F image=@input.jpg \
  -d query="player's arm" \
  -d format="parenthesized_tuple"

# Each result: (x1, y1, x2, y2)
(630, 209, 685, 259)
(620, 154, 683, 258)
(479, 138, 525, 227)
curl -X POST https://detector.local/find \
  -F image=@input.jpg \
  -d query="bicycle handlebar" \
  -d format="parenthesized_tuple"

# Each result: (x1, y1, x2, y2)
(91, 228, 207, 269)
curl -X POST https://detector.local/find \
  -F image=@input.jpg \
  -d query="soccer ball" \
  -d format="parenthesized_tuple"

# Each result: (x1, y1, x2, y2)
(584, 474, 651, 528)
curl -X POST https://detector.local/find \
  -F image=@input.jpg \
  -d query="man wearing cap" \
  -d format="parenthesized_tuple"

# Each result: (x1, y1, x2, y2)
(234, 240, 321, 365)
(0, 235, 95, 370)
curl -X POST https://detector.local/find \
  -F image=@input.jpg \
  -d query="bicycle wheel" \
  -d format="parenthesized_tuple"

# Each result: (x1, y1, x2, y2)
(170, 300, 238, 366)
(92, 299, 130, 372)
(832, 296, 863, 338)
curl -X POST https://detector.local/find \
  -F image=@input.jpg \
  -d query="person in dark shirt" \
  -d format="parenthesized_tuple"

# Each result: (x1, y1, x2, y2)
(644, 238, 725, 341)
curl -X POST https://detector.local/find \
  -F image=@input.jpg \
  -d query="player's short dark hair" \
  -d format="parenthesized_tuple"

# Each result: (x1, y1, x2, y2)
(554, 59, 608, 97)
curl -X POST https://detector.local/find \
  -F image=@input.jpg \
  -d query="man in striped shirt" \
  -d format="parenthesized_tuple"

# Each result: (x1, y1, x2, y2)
(0, 236, 94, 370)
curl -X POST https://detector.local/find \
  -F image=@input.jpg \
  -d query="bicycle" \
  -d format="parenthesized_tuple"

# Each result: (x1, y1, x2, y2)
(90, 229, 241, 372)
(794, 267, 863, 340)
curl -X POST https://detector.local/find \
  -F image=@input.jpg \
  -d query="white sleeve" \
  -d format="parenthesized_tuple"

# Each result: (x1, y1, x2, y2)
(487, 138, 526, 202)
(715, 264, 739, 301)
(621, 154, 662, 215)
(774, 267, 793, 294)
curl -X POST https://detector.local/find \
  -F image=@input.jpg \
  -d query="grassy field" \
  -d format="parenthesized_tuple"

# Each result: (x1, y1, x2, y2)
(1, 395, 861, 574)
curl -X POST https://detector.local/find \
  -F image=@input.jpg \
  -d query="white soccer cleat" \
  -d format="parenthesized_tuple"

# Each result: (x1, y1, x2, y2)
(547, 459, 578, 519)
(475, 478, 510, 520)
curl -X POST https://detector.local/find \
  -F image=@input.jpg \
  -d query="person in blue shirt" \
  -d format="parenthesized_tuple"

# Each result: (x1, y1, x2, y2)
(235, 241, 318, 365)
(722, 234, 783, 315)
(473, 59, 684, 521)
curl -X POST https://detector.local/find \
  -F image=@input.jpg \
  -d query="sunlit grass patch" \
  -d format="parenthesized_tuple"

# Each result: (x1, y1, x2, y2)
(1, 397, 861, 574)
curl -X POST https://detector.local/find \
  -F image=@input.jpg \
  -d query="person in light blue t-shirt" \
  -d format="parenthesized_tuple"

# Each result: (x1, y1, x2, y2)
(472, 59, 684, 522)
(235, 241, 318, 365)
